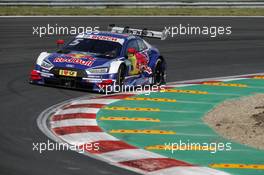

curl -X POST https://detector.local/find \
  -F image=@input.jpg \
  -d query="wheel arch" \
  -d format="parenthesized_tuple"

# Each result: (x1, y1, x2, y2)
(149, 54, 166, 72)
(108, 60, 126, 74)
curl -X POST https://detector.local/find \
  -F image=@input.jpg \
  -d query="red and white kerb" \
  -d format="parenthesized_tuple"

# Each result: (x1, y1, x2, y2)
(49, 94, 230, 175)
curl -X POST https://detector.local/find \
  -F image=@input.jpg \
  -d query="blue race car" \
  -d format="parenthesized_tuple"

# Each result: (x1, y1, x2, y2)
(30, 25, 167, 92)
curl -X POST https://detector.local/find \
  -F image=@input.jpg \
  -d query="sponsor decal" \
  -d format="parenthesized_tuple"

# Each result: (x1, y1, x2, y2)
(67, 54, 95, 61)
(59, 70, 77, 77)
(85, 35, 124, 44)
(53, 54, 95, 66)
(54, 57, 93, 66)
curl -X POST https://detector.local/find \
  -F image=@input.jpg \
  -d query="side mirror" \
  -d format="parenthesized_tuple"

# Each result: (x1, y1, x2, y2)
(56, 39, 64, 45)
(127, 48, 137, 54)
(56, 39, 64, 50)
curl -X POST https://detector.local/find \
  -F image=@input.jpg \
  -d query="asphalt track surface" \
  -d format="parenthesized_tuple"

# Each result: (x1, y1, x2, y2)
(0, 17, 264, 175)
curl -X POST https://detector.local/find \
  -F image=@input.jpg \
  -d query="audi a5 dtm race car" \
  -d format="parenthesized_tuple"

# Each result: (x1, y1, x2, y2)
(30, 25, 168, 92)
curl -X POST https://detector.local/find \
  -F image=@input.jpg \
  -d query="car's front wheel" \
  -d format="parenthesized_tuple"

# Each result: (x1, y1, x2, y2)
(153, 58, 166, 85)
(116, 64, 126, 89)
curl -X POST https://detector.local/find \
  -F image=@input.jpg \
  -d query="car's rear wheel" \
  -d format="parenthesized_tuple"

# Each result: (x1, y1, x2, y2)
(153, 58, 166, 86)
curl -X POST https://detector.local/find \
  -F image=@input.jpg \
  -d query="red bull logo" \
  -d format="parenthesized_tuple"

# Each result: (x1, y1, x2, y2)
(53, 54, 95, 66)
(67, 54, 95, 61)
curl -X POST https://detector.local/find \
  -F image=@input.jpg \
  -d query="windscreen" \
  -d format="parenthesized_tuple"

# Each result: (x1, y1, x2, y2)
(63, 38, 122, 59)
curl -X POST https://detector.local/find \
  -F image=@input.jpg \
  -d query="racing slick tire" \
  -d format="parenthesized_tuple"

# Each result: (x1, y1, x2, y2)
(153, 58, 166, 86)
(115, 64, 126, 91)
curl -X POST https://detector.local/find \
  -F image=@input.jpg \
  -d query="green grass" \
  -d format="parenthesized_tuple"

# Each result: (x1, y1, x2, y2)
(0, 7, 264, 16)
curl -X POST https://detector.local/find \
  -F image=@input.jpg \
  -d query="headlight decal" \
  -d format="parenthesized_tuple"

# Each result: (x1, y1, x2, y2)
(86, 67, 109, 74)
(41, 58, 54, 70)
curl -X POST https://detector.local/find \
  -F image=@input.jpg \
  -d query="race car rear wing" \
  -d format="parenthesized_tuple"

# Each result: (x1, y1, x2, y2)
(108, 24, 168, 40)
